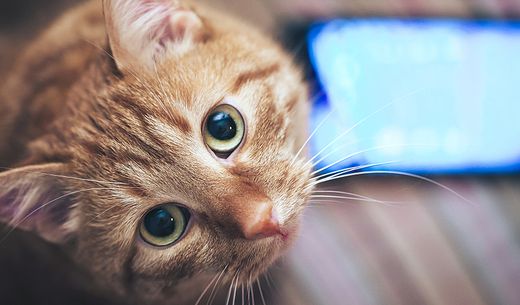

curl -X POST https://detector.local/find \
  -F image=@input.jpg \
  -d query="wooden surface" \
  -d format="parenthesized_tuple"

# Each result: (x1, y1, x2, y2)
(274, 176, 520, 305)
(1, 1, 520, 305)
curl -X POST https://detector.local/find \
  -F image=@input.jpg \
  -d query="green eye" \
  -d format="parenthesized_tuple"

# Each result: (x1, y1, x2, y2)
(204, 104, 245, 157)
(140, 204, 190, 247)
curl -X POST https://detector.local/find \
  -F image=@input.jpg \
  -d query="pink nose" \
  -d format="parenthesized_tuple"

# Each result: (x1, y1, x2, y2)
(241, 201, 281, 240)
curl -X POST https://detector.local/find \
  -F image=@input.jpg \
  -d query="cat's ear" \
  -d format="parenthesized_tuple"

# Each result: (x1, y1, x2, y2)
(0, 163, 78, 244)
(103, 0, 207, 72)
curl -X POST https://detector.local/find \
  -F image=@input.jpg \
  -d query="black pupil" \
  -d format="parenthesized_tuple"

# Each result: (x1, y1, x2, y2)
(207, 111, 237, 141)
(144, 208, 176, 238)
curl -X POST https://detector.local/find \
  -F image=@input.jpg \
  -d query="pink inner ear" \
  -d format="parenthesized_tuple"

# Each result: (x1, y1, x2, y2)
(0, 187, 69, 227)
(132, 0, 203, 47)
(0, 163, 74, 243)
(167, 9, 204, 43)
(105, 0, 206, 70)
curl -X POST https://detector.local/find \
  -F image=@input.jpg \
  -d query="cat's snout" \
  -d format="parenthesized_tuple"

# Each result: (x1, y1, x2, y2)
(239, 201, 284, 240)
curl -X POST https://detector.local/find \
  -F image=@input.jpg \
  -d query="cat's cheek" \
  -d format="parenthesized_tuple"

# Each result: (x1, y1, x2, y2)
(168, 272, 221, 305)
(129, 271, 218, 305)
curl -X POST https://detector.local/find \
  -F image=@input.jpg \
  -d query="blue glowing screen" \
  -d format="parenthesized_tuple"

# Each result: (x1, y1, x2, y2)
(308, 19, 520, 174)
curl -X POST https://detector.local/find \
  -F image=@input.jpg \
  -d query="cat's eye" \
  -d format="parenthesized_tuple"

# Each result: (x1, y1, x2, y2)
(203, 104, 245, 158)
(140, 204, 190, 247)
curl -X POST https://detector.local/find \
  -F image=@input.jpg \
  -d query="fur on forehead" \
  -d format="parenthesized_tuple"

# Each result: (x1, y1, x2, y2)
(116, 39, 294, 143)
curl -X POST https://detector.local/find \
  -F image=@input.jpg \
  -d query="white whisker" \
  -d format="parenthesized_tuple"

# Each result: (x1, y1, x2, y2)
(263, 273, 275, 292)
(195, 266, 227, 305)
(304, 86, 426, 168)
(250, 279, 256, 305)
(313, 170, 473, 204)
(291, 92, 330, 166)
(241, 283, 245, 305)
(311, 161, 399, 184)
(225, 271, 239, 305)
(311, 143, 430, 175)
(310, 138, 361, 168)
(310, 195, 404, 206)
(232, 271, 239, 305)
(257, 278, 267, 305)
(246, 277, 251, 304)
(304, 101, 394, 168)
(312, 189, 395, 202)
(0, 166, 127, 186)
(206, 265, 228, 305)
(84, 205, 121, 226)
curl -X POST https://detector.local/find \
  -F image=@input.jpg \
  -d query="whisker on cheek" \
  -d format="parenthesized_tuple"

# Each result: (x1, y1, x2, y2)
(290, 97, 330, 166)
(311, 170, 473, 205)
(304, 102, 394, 169)
(207, 265, 228, 305)
(194, 272, 220, 305)
(245, 275, 250, 305)
(311, 189, 404, 205)
(232, 271, 240, 305)
(311, 161, 400, 185)
(312, 147, 401, 176)
(251, 282, 255, 305)
(262, 272, 274, 294)
(241, 283, 245, 305)
(310, 138, 360, 168)
(311, 142, 433, 176)
(257, 278, 266, 305)
(304, 86, 427, 170)
(225, 270, 240, 305)
(310, 195, 406, 206)
(194, 264, 228, 305)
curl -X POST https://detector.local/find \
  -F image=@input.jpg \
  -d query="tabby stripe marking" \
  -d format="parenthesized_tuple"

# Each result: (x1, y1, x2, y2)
(232, 63, 280, 92)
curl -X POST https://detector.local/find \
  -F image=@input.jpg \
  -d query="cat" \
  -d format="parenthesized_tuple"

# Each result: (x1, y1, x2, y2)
(0, 0, 312, 304)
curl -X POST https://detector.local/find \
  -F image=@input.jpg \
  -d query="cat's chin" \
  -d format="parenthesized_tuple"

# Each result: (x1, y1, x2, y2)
(237, 221, 300, 281)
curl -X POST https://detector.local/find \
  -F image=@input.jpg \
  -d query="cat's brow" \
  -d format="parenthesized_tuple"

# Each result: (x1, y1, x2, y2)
(231, 63, 280, 92)
(155, 110, 192, 134)
(112, 93, 192, 134)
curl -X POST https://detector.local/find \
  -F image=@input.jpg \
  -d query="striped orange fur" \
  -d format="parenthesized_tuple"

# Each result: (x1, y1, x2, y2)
(0, 0, 311, 303)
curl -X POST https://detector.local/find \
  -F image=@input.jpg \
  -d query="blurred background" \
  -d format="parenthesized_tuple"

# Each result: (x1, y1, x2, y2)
(1, 0, 520, 304)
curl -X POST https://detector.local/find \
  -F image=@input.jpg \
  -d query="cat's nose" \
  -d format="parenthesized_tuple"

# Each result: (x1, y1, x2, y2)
(241, 201, 282, 240)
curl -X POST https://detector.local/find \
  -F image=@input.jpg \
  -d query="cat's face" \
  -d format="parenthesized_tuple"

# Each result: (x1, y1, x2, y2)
(74, 26, 312, 300)
(0, 0, 312, 302)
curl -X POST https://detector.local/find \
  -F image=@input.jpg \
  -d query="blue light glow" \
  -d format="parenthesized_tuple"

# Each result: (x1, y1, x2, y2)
(308, 19, 520, 174)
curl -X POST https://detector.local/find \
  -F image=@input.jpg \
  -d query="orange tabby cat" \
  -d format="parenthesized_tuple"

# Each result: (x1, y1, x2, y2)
(0, 0, 311, 304)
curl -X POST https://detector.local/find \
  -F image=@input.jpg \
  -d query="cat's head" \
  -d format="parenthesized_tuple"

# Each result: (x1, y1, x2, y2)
(0, 0, 312, 302)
